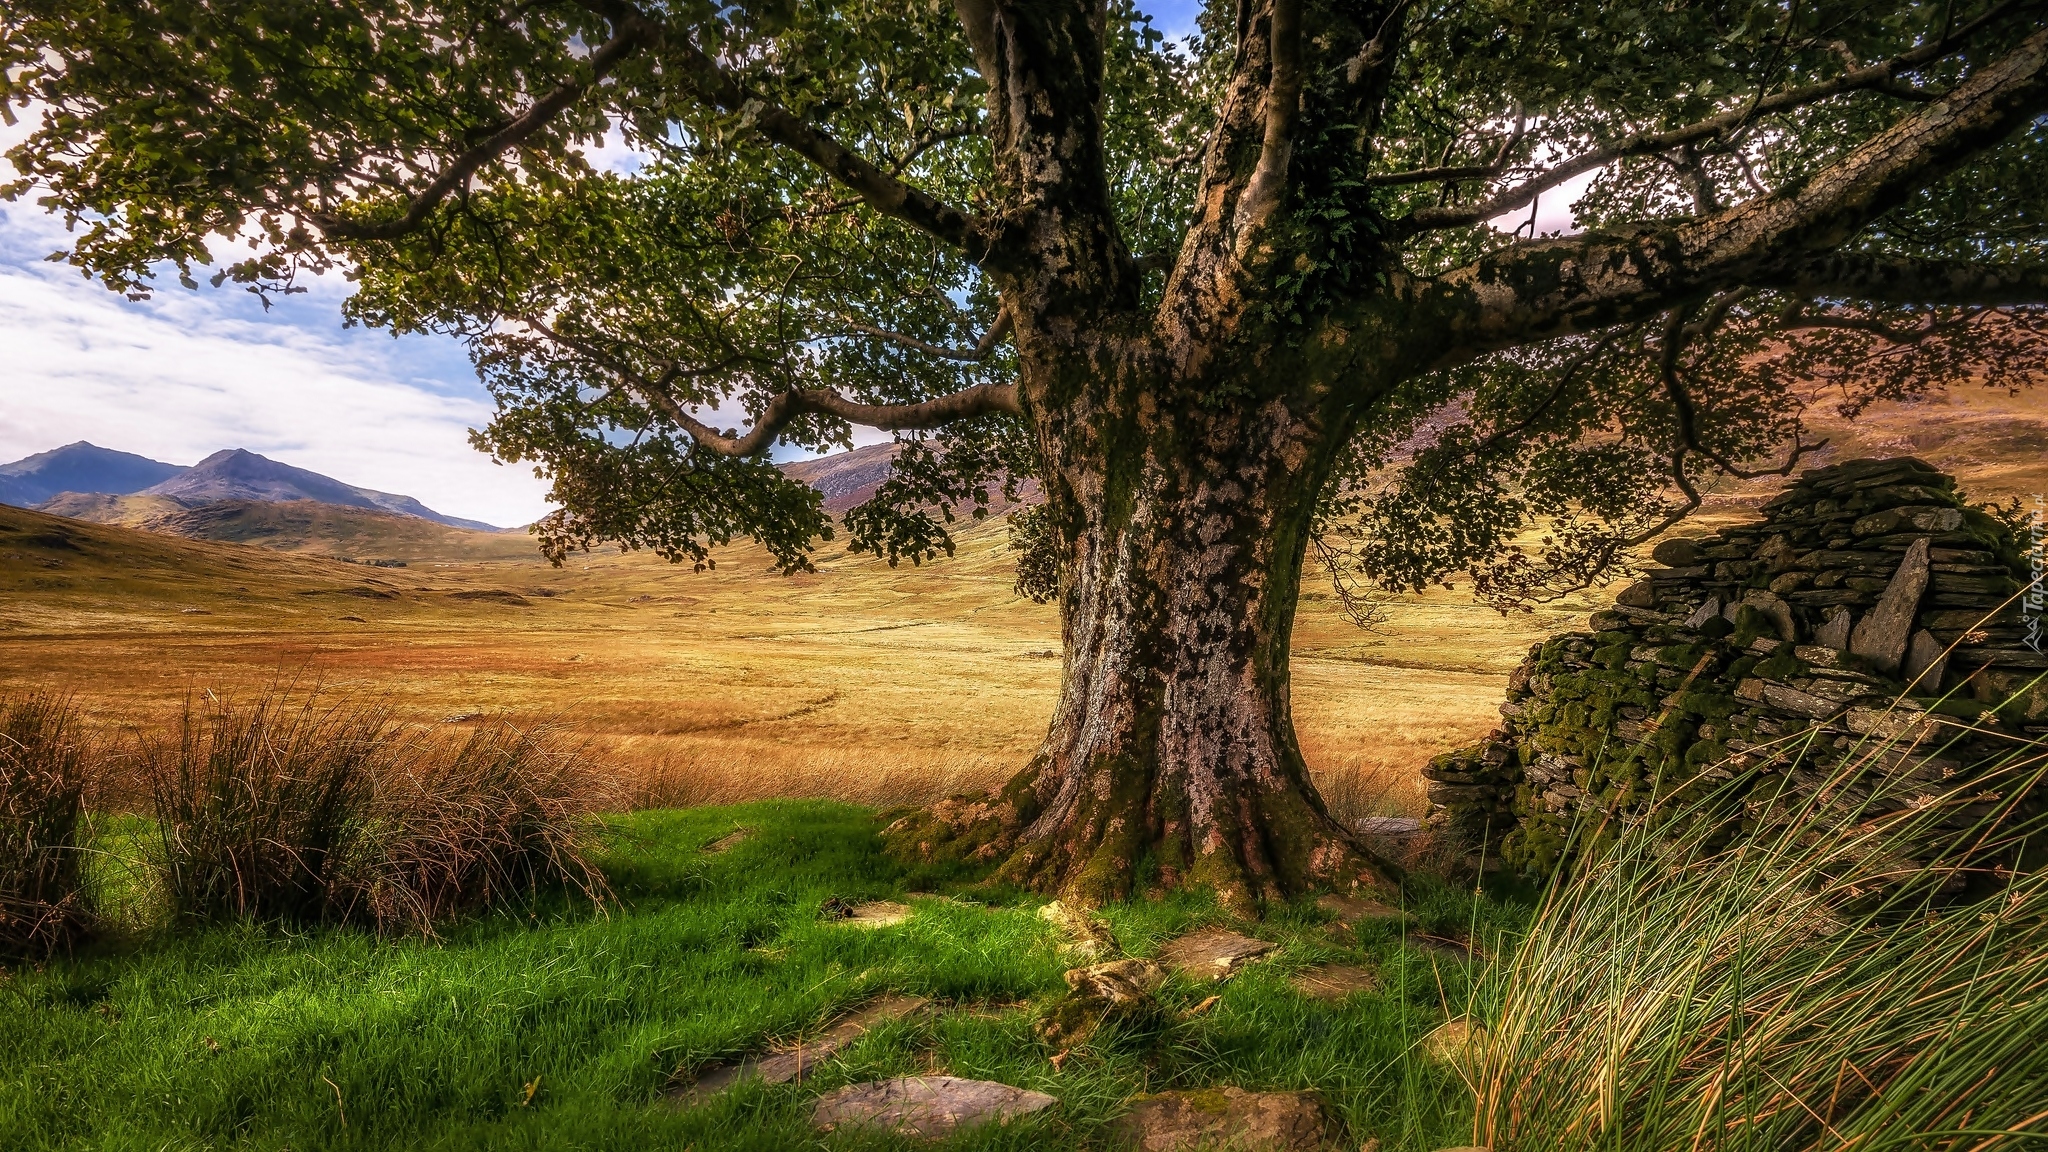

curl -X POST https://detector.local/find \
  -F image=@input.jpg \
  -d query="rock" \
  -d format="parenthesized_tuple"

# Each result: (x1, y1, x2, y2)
(819, 899, 912, 927)
(1039, 900, 1118, 958)
(1615, 580, 1659, 608)
(1760, 682, 1840, 719)
(1316, 892, 1408, 924)
(1290, 963, 1379, 1001)
(702, 828, 751, 853)
(1738, 589, 1798, 642)
(1421, 1018, 1488, 1070)
(1902, 629, 1948, 692)
(1038, 959, 1168, 1047)
(1814, 608, 1854, 651)
(1756, 534, 1801, 573)
(1158, 928, 1278, 980)
(1116, 1087, 1330, 1152)
(1851, 537, 1931, 673)
(1356, 816, 1423, 838)
(1650, 537, 1701, 567)
(1845, 708, 1933, 742)
(1682, 596, 1723, 629)
(811, 1076, 1056, 1138)
(672, 995, 930, 1104)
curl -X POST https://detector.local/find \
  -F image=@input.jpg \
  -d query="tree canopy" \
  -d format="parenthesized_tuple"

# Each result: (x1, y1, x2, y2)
(6, 0, 2045, 603)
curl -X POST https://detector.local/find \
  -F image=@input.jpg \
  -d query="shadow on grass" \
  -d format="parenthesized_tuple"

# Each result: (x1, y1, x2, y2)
(2, 799, 1511, 1151)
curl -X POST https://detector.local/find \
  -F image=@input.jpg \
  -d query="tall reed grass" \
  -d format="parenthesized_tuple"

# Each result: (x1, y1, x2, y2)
(0, 693, 98, 959)
(361, 722, 614, 934)
(143, 692, 611, 933)
(1469, 717, 2048, 1150)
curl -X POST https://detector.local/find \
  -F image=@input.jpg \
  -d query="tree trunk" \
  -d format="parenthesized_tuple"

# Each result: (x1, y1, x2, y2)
(886, 363, 1400, 910)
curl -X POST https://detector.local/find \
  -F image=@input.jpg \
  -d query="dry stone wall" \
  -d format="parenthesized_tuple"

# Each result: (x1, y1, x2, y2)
(1424, 457, 2046, 875)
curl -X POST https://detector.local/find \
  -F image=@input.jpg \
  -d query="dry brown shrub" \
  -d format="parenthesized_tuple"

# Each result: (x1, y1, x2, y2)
(142, 691, 610, 933)
(144, 693, 388, 926)
(0, 693, 99, 960)
(358, 722, 614, 934)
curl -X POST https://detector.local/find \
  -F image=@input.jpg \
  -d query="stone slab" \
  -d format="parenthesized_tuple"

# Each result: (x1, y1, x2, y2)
(1289, 963, 1379, 1001)
(812, 1076, 1056, 1138)
(1116, 1087, 1330, 1151)
(1850, 536, 1931, 672)
(1315, 892, 1408, 924)
(671, 995, 929, 1104)
(702, 828, 751, 853)
(1158, 928, 1278, 980)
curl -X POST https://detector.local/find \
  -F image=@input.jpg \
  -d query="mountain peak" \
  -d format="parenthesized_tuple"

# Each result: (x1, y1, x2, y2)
(0, 442, 186, 508)
(141, 449, 502, 531)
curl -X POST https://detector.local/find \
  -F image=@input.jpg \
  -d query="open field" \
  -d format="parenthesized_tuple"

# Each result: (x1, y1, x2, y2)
(4, 381, 2045, 818)
(0, 499, 1566, 819)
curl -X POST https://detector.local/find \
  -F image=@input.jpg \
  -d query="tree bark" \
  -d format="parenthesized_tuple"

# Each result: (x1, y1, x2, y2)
(887, 339, 1399, 910)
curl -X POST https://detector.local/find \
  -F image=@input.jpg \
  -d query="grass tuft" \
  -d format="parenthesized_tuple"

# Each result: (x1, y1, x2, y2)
(144, 692, 611, 933)
(1470, 723, 2048, 1150)
(362, 721, 614, 933)
(0, 693, 99, 960)
(145, 692, 389, 926)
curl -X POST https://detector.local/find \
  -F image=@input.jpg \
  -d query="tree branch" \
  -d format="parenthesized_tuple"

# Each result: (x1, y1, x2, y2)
(1427, 25, 2048, 359)
(1232, 0, 1303, 253)
(522, 317, 1021, 457)
(308, 15, 654, 241)
(1762, 252, 2048, 305)
(840, 305, 1013, 361)
(1401, 0, 2042, 232)
(580, 0, 988, 261)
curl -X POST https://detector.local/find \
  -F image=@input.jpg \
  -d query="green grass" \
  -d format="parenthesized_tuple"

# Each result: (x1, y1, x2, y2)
(2, 801, 1514, 1150)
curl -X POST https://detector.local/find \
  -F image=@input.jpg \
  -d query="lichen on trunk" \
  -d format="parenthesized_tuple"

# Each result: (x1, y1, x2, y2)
(886, 351, 1400, 910)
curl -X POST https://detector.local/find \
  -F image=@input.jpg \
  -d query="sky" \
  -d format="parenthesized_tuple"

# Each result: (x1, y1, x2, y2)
(0, 1, 1581, 530)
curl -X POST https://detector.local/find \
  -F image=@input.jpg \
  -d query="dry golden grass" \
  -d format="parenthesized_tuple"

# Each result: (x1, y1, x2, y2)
(4, 383, 2042, 821)
(0, 501, 1543, 820)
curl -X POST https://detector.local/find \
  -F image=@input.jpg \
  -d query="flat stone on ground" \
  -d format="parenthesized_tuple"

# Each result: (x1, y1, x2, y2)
(1289, 962, 1379, 1001)
(1117, 1087, 1330, 1151)
(702, 828, 751, 853)
(1158, 928, 1277, 980)
(811, 1075, 1056, 1138)
(670, 995, 928, 1104)
(1421, 1018, 1487, 1070)
(1317, 892, 1408, 924)
(839, 900, 913, 928)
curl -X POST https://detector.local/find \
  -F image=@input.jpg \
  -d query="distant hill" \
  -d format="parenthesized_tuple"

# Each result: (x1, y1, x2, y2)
(0, 442, 185, 508)
(140, 499, 536, 562)
(139, 448, 501, 531)
(778, 441, 1041, 515)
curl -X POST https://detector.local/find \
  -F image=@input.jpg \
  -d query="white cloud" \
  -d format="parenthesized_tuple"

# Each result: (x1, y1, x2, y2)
(0, 212, 554, 528)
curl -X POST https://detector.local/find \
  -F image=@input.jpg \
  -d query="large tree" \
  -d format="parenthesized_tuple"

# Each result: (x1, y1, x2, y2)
(6, 0, 2047, 908)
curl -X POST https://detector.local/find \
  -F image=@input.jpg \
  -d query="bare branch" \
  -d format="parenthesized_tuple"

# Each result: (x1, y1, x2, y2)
(840, 305, 1014, 361)
(522, 316, 1021, 457)
(1657, 303, 1825, 480)
(309, 16, 654, 242)
(1232, 0, 1303, 252)
(1403, 0, 2042, 232)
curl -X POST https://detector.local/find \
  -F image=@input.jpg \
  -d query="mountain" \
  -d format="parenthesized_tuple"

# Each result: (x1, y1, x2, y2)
(777, 441, 1041, 515)
(135, 499, 536, 562)
(138, 448, 502, 531)
(0, 442, 185, 508)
